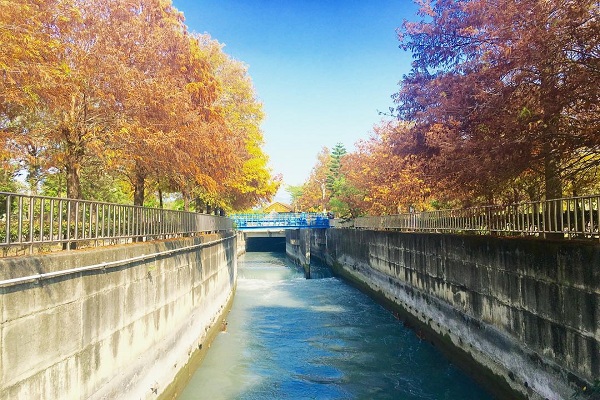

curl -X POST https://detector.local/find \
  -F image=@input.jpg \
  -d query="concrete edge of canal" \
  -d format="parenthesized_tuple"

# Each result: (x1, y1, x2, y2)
(304, 228, 600, 400)
(0, 232, 238, 400)
(159, 287, 236, 400)
(325, 256, 526, 400)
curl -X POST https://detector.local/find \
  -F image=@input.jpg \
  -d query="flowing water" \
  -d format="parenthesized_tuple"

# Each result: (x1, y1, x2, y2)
(179, 252, 494, 400)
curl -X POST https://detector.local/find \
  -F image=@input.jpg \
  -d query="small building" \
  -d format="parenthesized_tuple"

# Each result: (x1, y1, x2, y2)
(263, 202, 293, 213)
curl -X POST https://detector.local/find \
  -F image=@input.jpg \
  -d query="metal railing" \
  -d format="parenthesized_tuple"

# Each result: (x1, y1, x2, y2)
(331, 194, 600, 241)
(231, 212, 330, 230)
(0, 192, 234, 257)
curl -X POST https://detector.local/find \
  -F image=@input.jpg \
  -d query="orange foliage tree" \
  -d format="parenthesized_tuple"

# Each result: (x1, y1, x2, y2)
(1, 0, 278, 212)
(297, 122, 438, 217)
(97, 1, 226, 206)
(0, 0, 86, 195)
(192, 35, 280, 212)
(293, 148, 331, 213)
(296, 1, 598, 214)
(341, 121, 432, 215)
(394, 0, 600, 204)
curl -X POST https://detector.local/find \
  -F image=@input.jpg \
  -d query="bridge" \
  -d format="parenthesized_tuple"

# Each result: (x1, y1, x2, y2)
(230, 212, 329, 238)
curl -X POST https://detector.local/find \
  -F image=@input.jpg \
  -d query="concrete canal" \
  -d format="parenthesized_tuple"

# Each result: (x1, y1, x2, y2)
(178, 251, 493, 399)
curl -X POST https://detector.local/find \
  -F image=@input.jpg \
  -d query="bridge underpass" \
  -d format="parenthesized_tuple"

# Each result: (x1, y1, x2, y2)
(245, 233, 286, 252)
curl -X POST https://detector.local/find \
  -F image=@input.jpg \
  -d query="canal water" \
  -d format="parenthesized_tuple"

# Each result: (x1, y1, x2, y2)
(179, 252, 494, 400)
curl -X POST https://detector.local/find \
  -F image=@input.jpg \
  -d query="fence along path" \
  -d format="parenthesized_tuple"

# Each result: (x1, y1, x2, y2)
(0, 192, 233, 257)
(2, 192, 599, 257)
(332, 194, 600, 241)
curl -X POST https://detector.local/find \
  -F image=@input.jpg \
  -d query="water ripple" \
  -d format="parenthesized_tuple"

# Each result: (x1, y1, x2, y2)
(179, 253, 494, 400)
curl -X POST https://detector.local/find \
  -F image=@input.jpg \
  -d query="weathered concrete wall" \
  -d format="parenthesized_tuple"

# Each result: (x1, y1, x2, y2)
(0, 232, 237, 399)
(317, 229, 599, 400)
(309, 228, 327, 261)
(286, 229, 311, 277)
(237, 231, 247, 257)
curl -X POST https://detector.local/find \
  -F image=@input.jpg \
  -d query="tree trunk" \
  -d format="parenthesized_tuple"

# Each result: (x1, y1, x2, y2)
(183, 195, 190, 211)
(63, 97, 86, 201)
(158, 188, 163, 209)
(544, 151, 562, 200)
(133, 169, 145, 206)
(133, 169, 145, 242)
(64, 159, 81, 249)
(27, 165, 42, 195)
(195, 198, 205, 213)
(540, 69, 563, 236)
(540, 69, 563, 201)
(543, 141, 563, 236)
(65, 159, 82, 200)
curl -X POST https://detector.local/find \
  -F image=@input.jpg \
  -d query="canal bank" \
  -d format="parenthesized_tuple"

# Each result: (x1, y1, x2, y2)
(159, 285, 236, 400)
(286, 228, 312, 277)
(305, 228, 599, 400)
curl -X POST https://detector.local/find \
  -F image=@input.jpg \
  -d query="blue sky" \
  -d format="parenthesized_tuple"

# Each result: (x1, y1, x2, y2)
(171, 0, 419, 202)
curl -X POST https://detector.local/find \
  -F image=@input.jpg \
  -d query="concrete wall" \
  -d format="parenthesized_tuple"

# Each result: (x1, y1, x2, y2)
(308, 228, 327, 262)
(286, 229, 311, 277)
(0, 232, 237, 399)
(316, 229, 599, 400)
(237, 231, 247, 257)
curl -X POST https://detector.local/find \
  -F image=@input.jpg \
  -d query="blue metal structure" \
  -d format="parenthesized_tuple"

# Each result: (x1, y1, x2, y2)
(231, 212, 329, 230)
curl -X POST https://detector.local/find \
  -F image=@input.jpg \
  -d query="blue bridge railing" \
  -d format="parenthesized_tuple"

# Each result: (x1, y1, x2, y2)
(231, 212, 329, 230)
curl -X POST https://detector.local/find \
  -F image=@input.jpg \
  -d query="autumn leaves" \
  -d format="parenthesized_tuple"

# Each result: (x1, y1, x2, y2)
(392, 0, 599, 206)
(1, 0, 279, 212)
(2, 0, 597, 216)
(297, 0, 599, 217)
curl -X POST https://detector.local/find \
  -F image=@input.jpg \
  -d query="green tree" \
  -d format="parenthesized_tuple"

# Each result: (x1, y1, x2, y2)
(0, 167, 20, 193)
(286, 185, 304, 211)
(326, 143, 347, 195)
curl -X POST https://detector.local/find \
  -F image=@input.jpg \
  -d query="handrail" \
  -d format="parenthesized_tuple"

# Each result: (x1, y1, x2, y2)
(331, 194, 600, 241)
(0, 192, 233, 257)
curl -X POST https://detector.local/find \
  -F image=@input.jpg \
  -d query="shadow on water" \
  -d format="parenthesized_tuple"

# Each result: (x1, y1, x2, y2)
(246, 237, 286, 253)
(244, 236, 332, 279)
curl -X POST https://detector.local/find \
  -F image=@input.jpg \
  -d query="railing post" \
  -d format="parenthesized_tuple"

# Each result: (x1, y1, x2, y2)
(94, 203, 99, 247)
(596, 196, 600, 242)
(580, 199, 585, 238)
(74, 200, 80, 246)
(4, 194, 11, 246)
(541, 200, 546, 239)
(28, 196, 34, 254)
(39, 198, 45, 246)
